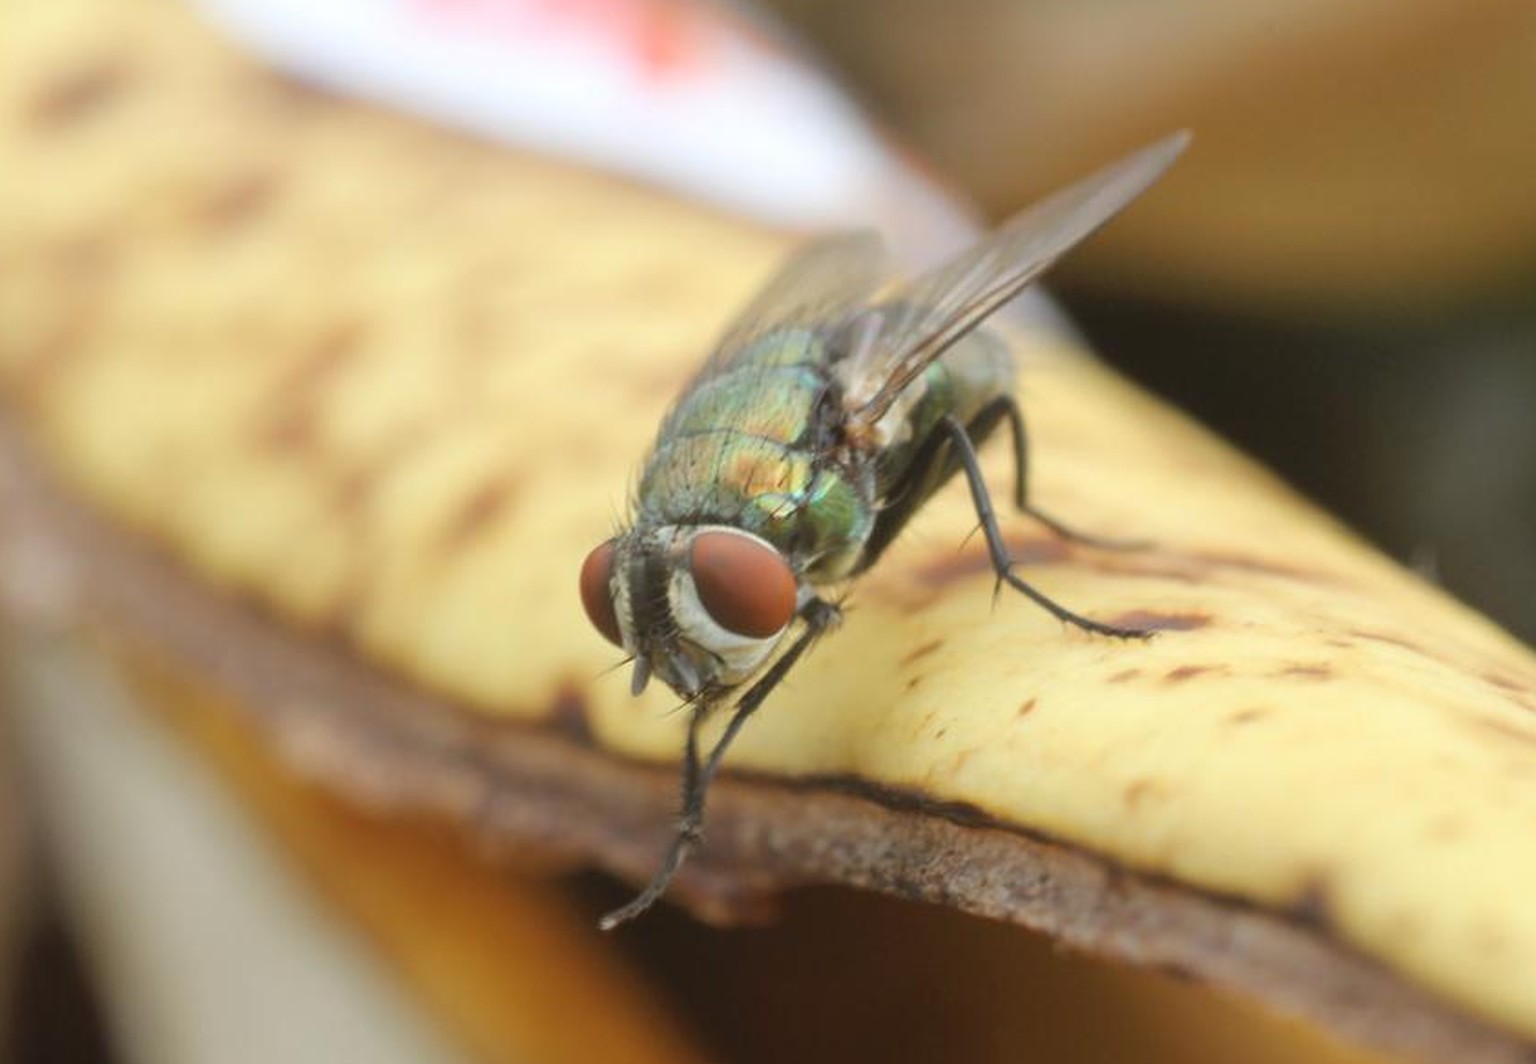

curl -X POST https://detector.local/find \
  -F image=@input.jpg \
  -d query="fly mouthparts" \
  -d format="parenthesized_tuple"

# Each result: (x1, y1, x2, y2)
(630, 656, 652, 696)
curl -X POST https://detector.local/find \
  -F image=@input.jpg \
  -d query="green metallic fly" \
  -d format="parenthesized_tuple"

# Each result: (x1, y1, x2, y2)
(581, 132, 1190, 928)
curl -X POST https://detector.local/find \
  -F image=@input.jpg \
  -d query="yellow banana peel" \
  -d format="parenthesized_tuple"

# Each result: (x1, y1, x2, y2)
(3, 1, 1536, 1062)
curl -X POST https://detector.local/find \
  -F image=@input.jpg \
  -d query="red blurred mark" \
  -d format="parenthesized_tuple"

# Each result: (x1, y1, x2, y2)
(406, 0, 710, 84)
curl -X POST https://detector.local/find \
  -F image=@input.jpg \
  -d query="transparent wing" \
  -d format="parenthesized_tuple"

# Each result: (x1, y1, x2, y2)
(691, 229, 887, 386)
(843, 132, 1190, 428)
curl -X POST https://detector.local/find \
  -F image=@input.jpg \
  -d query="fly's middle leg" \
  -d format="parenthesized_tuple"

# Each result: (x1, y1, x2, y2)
(941, 413, 1150, 640)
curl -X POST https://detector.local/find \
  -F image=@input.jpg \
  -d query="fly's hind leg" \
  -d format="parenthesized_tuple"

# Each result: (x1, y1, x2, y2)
(992, 396, 1148, 551)
(941, 413, 1150, 640)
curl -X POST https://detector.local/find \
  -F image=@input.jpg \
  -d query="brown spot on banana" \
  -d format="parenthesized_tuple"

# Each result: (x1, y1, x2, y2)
(899, 638, 945, 666)
(201, 170, 281, 231)
(1105, 609, 1211, 632)
(1225, 707, 1273, 727)
(255, 324, 366, 454)
(439, 479, 517, 552)
(29, 58, 127, 129)
(1277, 662, 1336, 681)
(1164, 664, 1225, 683)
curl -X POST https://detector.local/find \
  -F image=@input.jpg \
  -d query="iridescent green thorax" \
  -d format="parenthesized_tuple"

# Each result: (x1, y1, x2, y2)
(637, 325, 1015, 584)
(639, 329, 874, 580)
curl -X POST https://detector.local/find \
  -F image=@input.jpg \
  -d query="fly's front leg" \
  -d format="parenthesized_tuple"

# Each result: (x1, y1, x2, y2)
(598, 700, 709, 931)
(696, 597, 840, 788)
(941, 414, 1150, 640)
(600, 597, 841, 930)
(991, 396, 1148, 551)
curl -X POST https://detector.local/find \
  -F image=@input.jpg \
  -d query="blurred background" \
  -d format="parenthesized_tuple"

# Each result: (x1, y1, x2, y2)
(3, 0, 1534, 1061)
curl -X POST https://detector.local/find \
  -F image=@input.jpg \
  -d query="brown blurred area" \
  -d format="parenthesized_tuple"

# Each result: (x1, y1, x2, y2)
(766, 0, 1536, 312)
(0, 720, 39, 1063)
(765, 0, 1536, 645)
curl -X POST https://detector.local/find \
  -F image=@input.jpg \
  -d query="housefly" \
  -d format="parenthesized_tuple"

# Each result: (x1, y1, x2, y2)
(581, 132, 1190, 928)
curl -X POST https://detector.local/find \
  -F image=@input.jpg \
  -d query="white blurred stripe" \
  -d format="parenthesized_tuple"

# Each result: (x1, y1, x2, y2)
(194, 0, 1068, 334)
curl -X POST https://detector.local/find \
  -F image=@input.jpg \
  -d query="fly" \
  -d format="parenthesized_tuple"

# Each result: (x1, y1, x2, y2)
(580, 132, 1191, 929)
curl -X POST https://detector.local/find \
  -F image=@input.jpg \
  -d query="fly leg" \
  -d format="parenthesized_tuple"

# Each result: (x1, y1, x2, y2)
(942, 414, 1150, 639)
(599, 597, 840, 930)
(598, 696, 709, 930)
(991, 396, 1148, 550)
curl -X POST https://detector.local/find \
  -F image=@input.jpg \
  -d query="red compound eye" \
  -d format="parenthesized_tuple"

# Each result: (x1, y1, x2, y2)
(579, 540, 624, 647)
(689, 531, 797, 639)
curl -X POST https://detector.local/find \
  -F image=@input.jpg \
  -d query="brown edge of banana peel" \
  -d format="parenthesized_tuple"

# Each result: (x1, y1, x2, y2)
(4, 362, 1536, 1064)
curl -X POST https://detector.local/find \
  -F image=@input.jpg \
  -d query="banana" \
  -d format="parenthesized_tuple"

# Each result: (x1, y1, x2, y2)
(3, 0, 1536, 1062)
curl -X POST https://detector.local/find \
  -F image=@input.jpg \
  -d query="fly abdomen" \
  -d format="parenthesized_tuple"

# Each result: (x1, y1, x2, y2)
(875, 328, 1014, 495)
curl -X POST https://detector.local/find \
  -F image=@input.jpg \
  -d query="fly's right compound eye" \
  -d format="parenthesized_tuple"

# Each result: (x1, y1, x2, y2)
(688, 530, 797, 639)
(579, 540, 624, 648)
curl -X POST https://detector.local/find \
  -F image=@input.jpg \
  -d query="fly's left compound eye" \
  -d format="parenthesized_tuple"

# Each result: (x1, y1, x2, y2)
(579, 540, 624, 648)
(689, 531, 797, 639)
